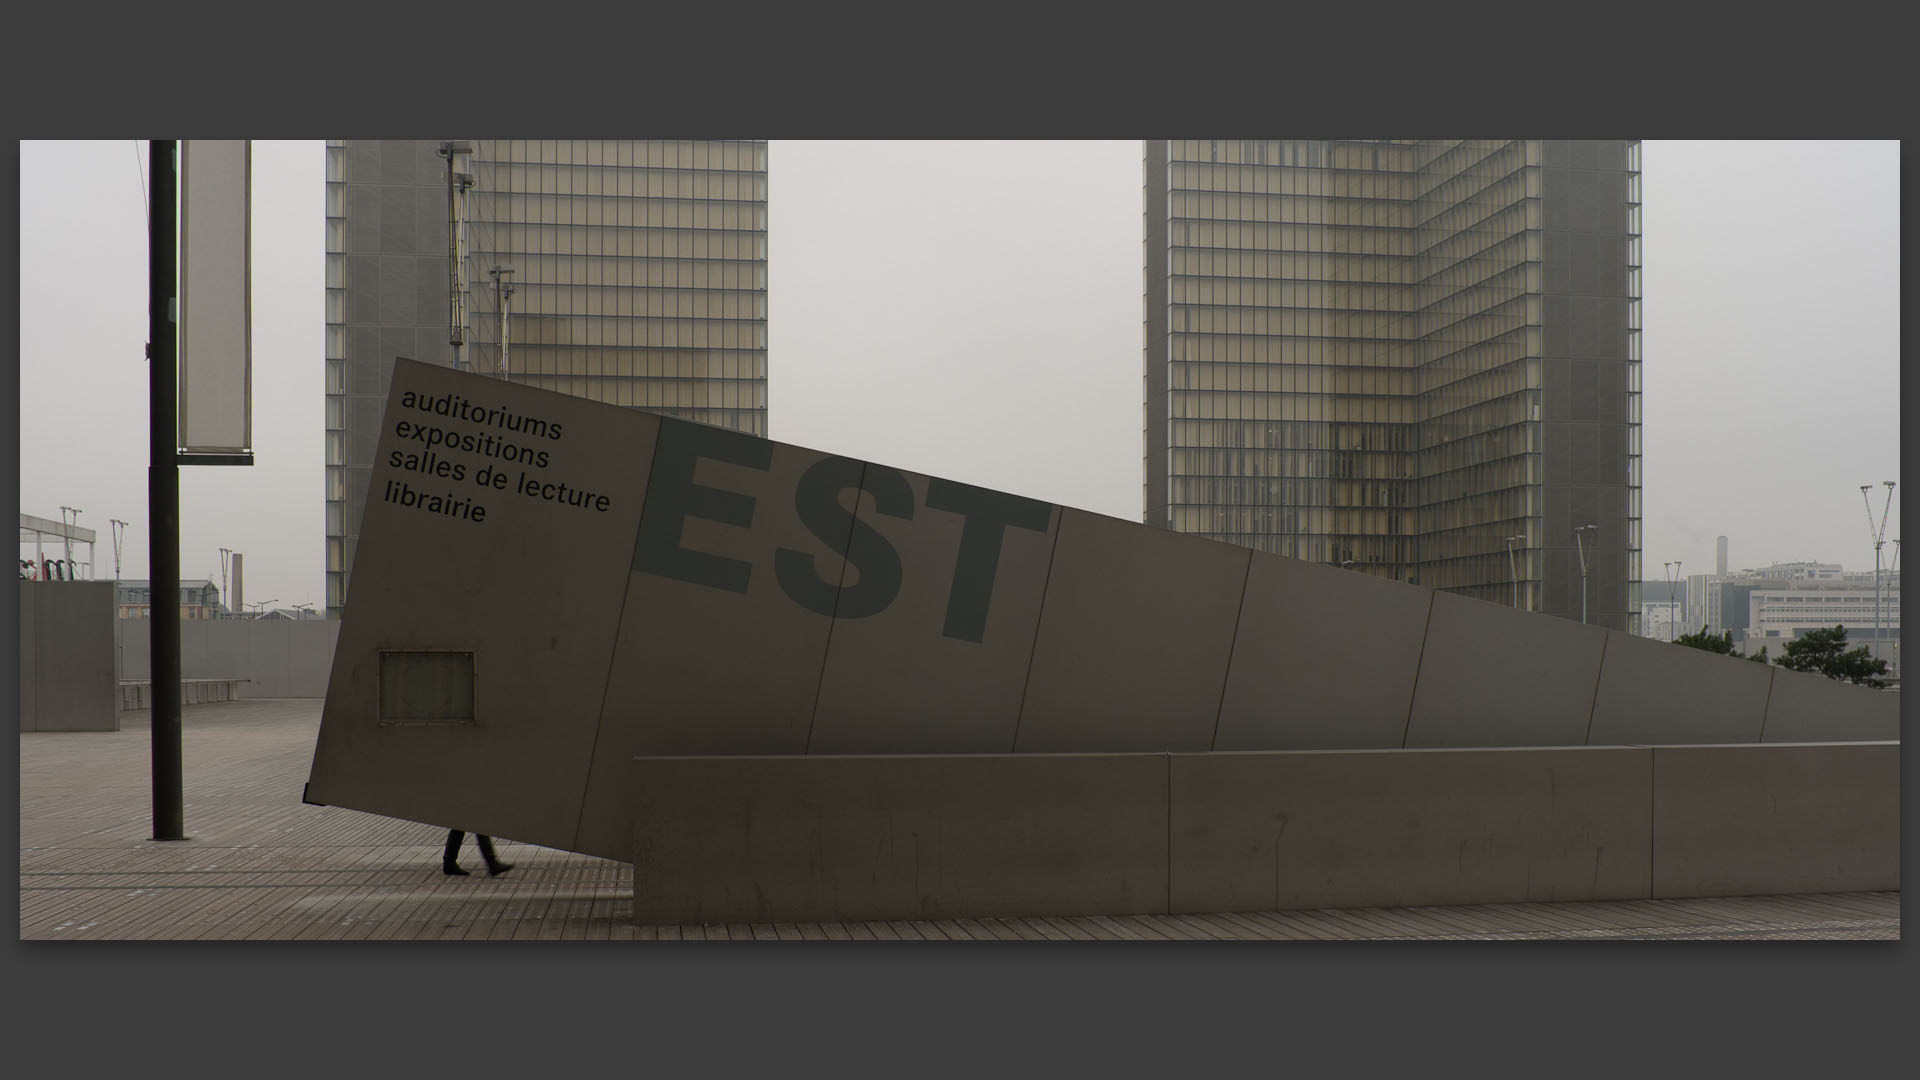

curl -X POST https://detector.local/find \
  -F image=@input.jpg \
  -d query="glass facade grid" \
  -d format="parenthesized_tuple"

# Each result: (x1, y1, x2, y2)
(324, 139, 767, 617)
(1146, 139, 1638, 628)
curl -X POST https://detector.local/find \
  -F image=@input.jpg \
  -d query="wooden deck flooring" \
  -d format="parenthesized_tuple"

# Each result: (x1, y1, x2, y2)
(20, 699, 1900, 942)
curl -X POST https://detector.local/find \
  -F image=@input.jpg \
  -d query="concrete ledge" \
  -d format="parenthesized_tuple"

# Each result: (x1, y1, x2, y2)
(633, 743, 1900, 923)
(1169, 748, 1652, 912)
(118, 679, 248, 712)
(1651, 742, 1899, 898)
(631, 754, 1167, 924)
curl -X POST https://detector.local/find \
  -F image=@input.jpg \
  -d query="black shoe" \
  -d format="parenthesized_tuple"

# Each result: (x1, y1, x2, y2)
(487, 862, 513, 877)
(443, 862, 470, 876)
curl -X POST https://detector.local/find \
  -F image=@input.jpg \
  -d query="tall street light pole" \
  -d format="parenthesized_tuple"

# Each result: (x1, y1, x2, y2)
(110, 519, 129, 580)
(1862, 482, 1895, 669)
(1664, 560, 1683, 641)
(148, 139, 184, 842)
(1574, 524, 1596, 625)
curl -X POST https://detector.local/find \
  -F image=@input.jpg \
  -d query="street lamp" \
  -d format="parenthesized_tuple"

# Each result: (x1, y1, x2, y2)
(248, 599, 278, 619)
(1861, 482, 1895, 669)
(1504, 535, 1524, 610)
(1664, 560, 1683, 642)
(1574, 524, 1597, 625)
(60, 506, 83, 579)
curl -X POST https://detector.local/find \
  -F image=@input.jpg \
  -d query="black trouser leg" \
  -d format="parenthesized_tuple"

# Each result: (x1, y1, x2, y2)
(444, 830, 466, 871)
(476, 834, 511, 875)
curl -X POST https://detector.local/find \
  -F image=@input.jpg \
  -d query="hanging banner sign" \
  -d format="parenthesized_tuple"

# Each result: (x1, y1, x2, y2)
(179, 139, 252, 456)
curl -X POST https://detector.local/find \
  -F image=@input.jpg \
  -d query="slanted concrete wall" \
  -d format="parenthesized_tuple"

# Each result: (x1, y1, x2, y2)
(1215, 556, 1432, 750)
(115, 618, 339, 698)
(1588, 631, 1773, 745)
(20, 581, 117, 731)
(632, 743, 1897, 923)
(1404, 591, 1608, 747)
(311, 360, 1903, 867)
(1759, 667, 1900, 743)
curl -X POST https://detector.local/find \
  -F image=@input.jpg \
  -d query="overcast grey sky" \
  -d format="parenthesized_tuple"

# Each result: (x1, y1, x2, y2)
(17, 140, 1900, 612)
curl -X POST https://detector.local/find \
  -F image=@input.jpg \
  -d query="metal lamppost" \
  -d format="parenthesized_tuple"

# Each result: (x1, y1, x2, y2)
(1891, 539, 1902, 678)
(1574, 524, 1596, 624)
(1664, 560, 1683, 642)
(1504, 535, 1523, 610)
(59, 506, 83, 578)
(1861, 482, 1895, 668)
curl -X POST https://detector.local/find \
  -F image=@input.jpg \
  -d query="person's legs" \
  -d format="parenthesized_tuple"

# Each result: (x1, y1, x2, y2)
(476, 835, 512, 876)
(443, 830, 469, 875)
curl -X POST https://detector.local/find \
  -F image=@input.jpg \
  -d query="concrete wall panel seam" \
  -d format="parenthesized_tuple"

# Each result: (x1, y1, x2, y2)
(1006, 515, 1068, 754)
(568, 417, 665, 853)
(1756, 665, 1778, 743)
(1163, 753, 1173, 915)
(1581, 630, 1612, 745)
(1399, 590, 1438, 749)
(1206, 557, 1257, 752)
(801, 461, 868, 756)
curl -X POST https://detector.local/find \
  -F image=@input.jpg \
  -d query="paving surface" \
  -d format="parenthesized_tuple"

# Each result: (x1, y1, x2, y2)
(19, 699, 1901, 942)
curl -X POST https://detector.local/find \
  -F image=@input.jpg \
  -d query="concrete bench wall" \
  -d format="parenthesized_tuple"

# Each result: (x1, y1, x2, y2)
(630, 742, 1898, 924)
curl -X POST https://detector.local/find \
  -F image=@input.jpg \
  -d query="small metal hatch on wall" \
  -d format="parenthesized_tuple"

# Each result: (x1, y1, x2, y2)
(378, 650, 476, 726)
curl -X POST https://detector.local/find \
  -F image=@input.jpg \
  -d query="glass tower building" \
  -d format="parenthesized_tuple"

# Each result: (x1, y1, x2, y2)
(1144, 140, 1640, 630)
(325, 139, 768, 617)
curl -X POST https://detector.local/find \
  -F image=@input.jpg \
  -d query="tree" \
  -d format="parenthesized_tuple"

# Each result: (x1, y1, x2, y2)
(1774, 625, 1890, 688)
(1672, 626, 1771, 664)
(1673, 627, 1735, 655)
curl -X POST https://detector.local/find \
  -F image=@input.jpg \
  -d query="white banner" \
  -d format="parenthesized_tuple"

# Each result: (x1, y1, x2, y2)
(180, 140, 252, 454)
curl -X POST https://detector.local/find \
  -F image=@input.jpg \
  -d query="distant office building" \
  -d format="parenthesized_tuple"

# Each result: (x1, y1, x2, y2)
(1144, 140, 1642, 630)
(117, 580, 224, 620)
(1745, 574, 1900, 671)
(324, 139, 768, 616)
(1638, 578, 1684, 640)
(1716, 535, 1728, 576)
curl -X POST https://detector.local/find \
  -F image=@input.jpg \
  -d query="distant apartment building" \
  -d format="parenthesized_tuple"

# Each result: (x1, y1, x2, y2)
(325, 139, 768, 617)
(1144, 140, 1642, 630)
(1670, 559, 1901, 672)
(116, 580, 225, 620)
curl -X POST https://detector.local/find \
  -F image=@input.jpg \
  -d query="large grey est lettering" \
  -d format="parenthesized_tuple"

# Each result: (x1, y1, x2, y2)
(776, 458, 912, 618)
(924, 478, 1052, 643)
(630, 420, 773, 592)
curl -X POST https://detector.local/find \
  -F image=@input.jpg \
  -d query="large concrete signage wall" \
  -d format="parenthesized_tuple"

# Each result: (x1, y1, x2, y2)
(308, 361, 1902, 860)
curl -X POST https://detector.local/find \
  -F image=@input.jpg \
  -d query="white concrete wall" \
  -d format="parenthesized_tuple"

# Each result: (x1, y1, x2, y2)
(116, 618, 339, 698)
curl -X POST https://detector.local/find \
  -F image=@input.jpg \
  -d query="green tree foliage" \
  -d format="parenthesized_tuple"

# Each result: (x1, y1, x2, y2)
(1774, 625, 1890, 688)
(1672, 627, 1774, 665)
(1672, 627, 1735, 654)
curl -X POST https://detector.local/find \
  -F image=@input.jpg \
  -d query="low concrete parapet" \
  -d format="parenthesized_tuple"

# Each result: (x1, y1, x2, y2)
(1651, 742, 1898, 897)
(1168, 747, 1653, 912)
(631, 742, 1899, 924)
(631, 754, 1167, 925)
